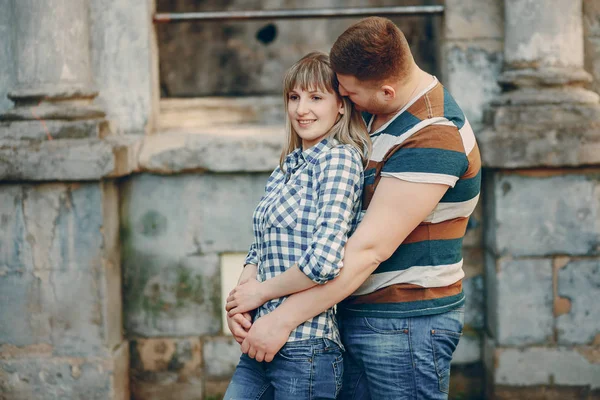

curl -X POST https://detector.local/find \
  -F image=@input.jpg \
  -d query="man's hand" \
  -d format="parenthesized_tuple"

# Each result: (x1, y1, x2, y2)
(226, 312, 253, 344)
(226, 279, 265, 316)
(241, 312, 291, 363)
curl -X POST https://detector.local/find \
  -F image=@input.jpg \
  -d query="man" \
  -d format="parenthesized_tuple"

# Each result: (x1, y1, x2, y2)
(237, 17, 480, 399)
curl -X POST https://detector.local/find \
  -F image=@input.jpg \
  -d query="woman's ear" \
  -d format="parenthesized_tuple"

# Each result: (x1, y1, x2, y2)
(338, 101, 345, 115)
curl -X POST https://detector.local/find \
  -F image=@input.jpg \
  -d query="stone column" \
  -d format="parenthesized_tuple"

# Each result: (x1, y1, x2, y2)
(0, 1, 129, 398)
(481, 0, 600, 398)
(3, 0, 104, 122)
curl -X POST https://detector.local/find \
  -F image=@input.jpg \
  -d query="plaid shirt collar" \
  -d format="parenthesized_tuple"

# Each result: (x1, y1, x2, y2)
(284, 137, 339, 172)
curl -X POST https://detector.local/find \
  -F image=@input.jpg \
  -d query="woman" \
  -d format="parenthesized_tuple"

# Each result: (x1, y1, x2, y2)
(223, 51, 370, 400)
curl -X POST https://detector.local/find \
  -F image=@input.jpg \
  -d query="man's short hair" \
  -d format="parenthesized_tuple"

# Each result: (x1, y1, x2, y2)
(330, 17, 413, 83)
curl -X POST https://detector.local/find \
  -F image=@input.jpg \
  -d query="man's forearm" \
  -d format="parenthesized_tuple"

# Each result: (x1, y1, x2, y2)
(269, 242, 380, 330)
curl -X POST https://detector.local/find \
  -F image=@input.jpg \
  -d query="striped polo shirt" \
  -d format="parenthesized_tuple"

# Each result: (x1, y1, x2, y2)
(338, 76, 481, 318)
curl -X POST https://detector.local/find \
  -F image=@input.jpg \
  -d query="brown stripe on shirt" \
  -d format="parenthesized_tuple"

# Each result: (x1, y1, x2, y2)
(400, 125, 465, 153)
(403, 217, 469, 244)
(344, 280, 463, 305)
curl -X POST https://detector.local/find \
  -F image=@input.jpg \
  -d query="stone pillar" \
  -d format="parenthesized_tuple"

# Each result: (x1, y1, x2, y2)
(481, 1, 600, 398)
(3, 0, 104, 122)
(0, 1, 130, 398)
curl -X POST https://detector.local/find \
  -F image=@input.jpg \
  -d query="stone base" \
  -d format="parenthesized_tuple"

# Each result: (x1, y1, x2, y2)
(449, 363, 484, 400)
(129, 337, 203, 400)
(480, 100, 600, 168)
(492, 385, 600, 400)
(0, 342, 129, 400)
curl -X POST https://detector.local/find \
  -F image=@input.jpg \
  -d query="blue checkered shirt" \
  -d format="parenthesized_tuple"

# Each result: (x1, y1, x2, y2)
(244, 138, 364, 346)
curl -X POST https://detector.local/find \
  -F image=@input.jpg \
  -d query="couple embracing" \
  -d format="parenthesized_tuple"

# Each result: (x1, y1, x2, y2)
(223, 16, 481, 400)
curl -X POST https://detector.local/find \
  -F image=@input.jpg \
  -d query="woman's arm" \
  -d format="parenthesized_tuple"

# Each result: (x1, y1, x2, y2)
(226, 264, 316, 316)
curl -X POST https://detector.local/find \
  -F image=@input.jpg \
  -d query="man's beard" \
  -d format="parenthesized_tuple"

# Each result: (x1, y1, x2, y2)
(361, 94, 389, 115)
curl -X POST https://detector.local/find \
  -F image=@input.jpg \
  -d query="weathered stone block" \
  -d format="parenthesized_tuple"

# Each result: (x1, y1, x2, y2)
(484, 173, 600, 257)
(504, 0, 584, 68)
(138, 127, 283, 174)
(486, 257, 554, 345)
(480, 102, 600, 168)
(444, 0, 503, 40)
(130, 337, 202, 400)
(123, 253, 222, 337)
(0, 342, 129, 400)
(121, 173, 268, 255)
(443, 41, 503, 127)
(203, 336, 241, 379)
(490, 346, 600, 389)
(0, 139, 115, 181)
(90, 0, 154, 134)
(0, 183, 104, 272)
(0, 119, 108, 141)
(493, 385, 600, 400)
(158, 97, 284, 130)
(121, 173, 270, 336)
(0, 270, 108, 356)
(0, 182, 123, 355)
(556, 259, 600, 345)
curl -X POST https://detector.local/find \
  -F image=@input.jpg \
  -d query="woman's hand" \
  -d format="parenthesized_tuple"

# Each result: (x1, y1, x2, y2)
(226, 279, 266, 316)
(226, 311, 253, 344)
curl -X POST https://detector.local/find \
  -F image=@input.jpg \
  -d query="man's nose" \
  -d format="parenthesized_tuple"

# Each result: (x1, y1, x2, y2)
(339, 86, 348, 96)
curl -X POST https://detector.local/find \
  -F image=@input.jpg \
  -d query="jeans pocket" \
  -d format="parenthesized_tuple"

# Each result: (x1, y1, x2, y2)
(277, 343, 312, 362)
(363, 317, 409, 334)
(430, 329, 462, 394)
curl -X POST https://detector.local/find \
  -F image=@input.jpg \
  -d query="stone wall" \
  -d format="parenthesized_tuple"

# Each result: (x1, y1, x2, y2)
(2, 0, 600, 399)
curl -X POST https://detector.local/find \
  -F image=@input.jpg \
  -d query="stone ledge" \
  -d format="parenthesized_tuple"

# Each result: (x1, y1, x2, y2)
(480, 102, 600, 168)
(158, 96, 283, 130)
(0, 124, 285, 180)
(0, 138, 115, 181)
(139, 125, 284, 174)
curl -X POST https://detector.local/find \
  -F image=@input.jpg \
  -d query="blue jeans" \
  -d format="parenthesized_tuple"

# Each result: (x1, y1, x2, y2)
(338, 307, 464, 400)
(224, 338, 344, 400)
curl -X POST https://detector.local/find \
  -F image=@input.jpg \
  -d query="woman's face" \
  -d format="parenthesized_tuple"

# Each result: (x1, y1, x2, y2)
(287, 85, 344, 149)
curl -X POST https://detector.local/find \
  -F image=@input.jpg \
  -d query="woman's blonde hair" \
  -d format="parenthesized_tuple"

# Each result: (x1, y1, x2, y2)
(280, 51, 371, 169)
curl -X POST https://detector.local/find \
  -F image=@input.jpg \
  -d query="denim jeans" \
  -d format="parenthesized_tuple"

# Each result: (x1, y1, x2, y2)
(338, 307, 464, 400)
(224, 338, 344, 400)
